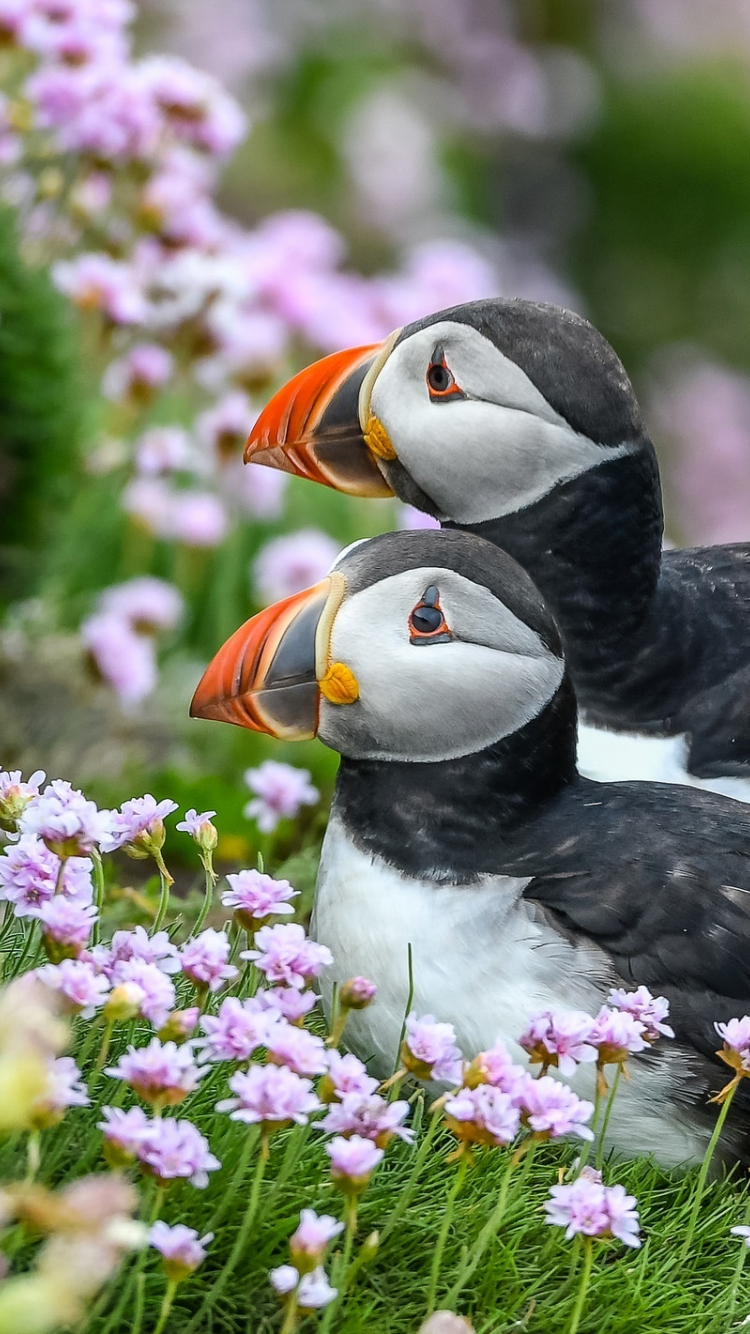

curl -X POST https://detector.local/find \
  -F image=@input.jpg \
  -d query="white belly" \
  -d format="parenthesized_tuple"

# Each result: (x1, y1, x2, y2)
(311, 815, 711, 1166)
(577, 721, 750, 802)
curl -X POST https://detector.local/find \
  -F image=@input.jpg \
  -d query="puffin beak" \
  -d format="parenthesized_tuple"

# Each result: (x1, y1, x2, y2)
(244, 337, 399, 498)
(190, 574, 357, 740)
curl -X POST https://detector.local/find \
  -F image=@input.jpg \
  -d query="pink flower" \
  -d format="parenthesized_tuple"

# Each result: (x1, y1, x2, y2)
(589, 1007, 648, 1065)
(81, 613, 157, 705)
(175, 809, 218, 857)
(217, 1063, 321, 1129)
(31, 1056, 89, 1127)
(270, 1265, 337, 1310)
(99, 1106, 152, 1166)
(243, 761, 319, 835)
(545, 1179, 641, 1248)
(198, 996, 278, 1063)
(520, 1075, 594, 1141)
(103, 345, 173, 402)
(318, 1093, 413, 1146)
(197, 390, 253, 463)
(252, 530, 340, 606)
(134, 426, 193, 476)
(37, 959, 110, 1018)
(463, 1041, 528, 1099)
(20, 779, 112, 858)
(99, 578, 184, 635)
(340, 977, 377, 1010)
(158, 1007, 201, 1044)
(107, 1037, 204, 1107)
(150, 1221, 212, 1280)
(29, 61, 162, 163)
(402, 1013, 463, 1084)
(137, 54, 247, 157)
(608, 987, 674, 1042)
(221, 869, 298, 930)
(102, 794, 178, 856)
(52, 251, 148, 324)
(180, 929, 238, 993)
(137, 1117, 220, 1189)
(0, 767, 45, 830)
(265, 1022, 328, 1078)
(109, 958, 176, 1029)
(167, 490, 228, 547)
(242, 923, 332, 990)
(444, 1085, 521, 1149)
(258, 987, 318, 1026)
(38, 897, 98, 958)
(320, 1051, 378, 1102)
(0, 836, 93, 917)
(106, 925, 180, 975)
(289, 1209, 343, 1269)
(519, 1009, 597, 1078)
(326, 1134, 383, 1189)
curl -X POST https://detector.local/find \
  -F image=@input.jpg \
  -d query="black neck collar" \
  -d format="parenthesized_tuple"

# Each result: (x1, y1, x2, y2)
(332, 682, 578, 883)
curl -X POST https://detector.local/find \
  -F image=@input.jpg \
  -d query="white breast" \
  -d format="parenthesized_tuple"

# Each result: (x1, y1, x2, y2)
(577, 721, 750, 802)
(311, 814, 712, 1166)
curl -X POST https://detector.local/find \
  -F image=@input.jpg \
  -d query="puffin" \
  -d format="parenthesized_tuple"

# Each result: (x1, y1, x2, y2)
(192, 528, 750, 1166)
(243, 299, 750, 797)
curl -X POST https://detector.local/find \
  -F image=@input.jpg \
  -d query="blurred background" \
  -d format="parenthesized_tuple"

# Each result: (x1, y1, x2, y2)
(3, 0, 750, 879)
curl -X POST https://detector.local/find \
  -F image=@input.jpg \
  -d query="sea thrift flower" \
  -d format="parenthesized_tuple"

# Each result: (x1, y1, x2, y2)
(590, 1007, 648, 1090)
(253, 530, 340, 606)
(463, 1040, 527, 1098)
(102, 795, 178, 858)
(52, 252, 148, 324)
(109, 959, 176, 1029)
(197, 389, 254, 462)
(319, 1051, 378, 1103)
(150, 1222, 212, 1280)
(137, 1117, 220, 1189)
(444, 1085, 522, 1150)
(31, 1056, 89, 1129)
(289, 1209, 344, 1271)
(134, 426, 193, 476)
(544, 1178, 641, 1248)
(326, 1134, 383, 1192)
(265, 1022, 328, 1077)
(715, 1016, 750, 1099)
(37, 897, 98, 960)
(103, 344, 173, 403)
(259, 987, 318, 1026)
(521, 1075, 594, 1142)
(20, 780, 112, 858)
(242, 923, 332, 989)
(180, 929, 238, 993)
(340, 977, 377, 1010)
(158, 1007, 201, 1044)
(81, 612, 157, 705)
(243, 760, 319, 834)
(99, 578, 184, 635)
(176, 809, 218, 856)
(138, 54, 246, 157)
(106, 926, 180, 975)
(401, 1013, 463, 1084)
(519, 1009, 597, 1077)
(608, 987, 674, 1042)
(167, 490, 228, 546)
(104, 983, 147, 1025)
(37, 959, 110, 1018)
(0, 768, 44, 831)
(217, 1063, 321, 1130)
(107, 1038, 204, 1108)
(221, 869, 298, 930)
(198, 996, 278, 1063)
(99, 1106, 152, 1168)
(0, 836, 93, 917)
(318, 1093, 413, 1146)
(270, 1265, 337, 1310)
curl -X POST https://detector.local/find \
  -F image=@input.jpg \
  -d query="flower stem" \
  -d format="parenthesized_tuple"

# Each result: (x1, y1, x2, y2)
(380, 1104, 442, 1246)
(205, 1127, 258, 1234)
(595, 1064, 622, 1170)
(193, 860, 215, 937)
(96, 1017, 114, 1072)
(679, 1082, 737, 1262)
(567, 1236, 594, 1334)
(152, 1279, 177, 1334)
(320, 1200, 357, 1334)
(91, 849, 105, 946)
(426, 1154, 469, 1315)
(279, 1291, 299, 1334)
(445, 1142, 531, 1308)
(25, 1129, 41, 1183)
(152, 851, 173, 934)
(186, 1142, 266, 1333)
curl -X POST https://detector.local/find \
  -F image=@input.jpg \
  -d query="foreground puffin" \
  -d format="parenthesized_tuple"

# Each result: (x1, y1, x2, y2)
(192, 529, 750, 1165)
(244, 299, 750, 795)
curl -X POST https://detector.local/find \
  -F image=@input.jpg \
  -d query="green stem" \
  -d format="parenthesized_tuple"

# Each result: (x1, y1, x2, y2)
(152, 851, 173, 934)
(380, 1105, 442, 1246)
(25, 1129, 41, 1183)
(576, 1079, 602, 1175)
(679, 1082, 738, 1262)
(567, 1237, 594, 1334)
(595, 1065, 622, 1171)
(264, 1124, 311, 1218)
(445, 1143, 530, 1308)
(186, 1143, 267, 1333)
(427, 1155, 469, 1315)
(205, 1127, 258, 1234)
(193, 860, 215, 938)
(132, 1272, 145, 1334)
(279, 1291, 299, 1334)
(96, 1018, 114, 1072)
(12, 919, 39, 979)
(321, 1201, 357, 1334)
(152, 1279, 177, 1334)
(393, 942, 415, 1075)
(91, 849, 105, 947)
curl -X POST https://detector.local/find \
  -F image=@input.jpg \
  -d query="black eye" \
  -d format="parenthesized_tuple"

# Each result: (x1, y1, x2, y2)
(408, 587, 452, 644)
(427, 362, 452, 393)
(411, 605, 444, 634)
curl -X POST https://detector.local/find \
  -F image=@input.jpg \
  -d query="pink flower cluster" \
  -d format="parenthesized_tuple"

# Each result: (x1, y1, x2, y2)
(221, 869, 299, 930)
(242, 923, 332, 990)
(242, 762, 320, 835)
(545, 1176, 641, 1248)
(99, 1106, 219, 1188)
(82, 579, 184, 706)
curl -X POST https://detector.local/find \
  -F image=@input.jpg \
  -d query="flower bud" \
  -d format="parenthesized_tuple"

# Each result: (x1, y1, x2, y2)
(104, 984, 145, 1024)
(157, 1008, 200, 1044)
(340, 978, 377, 1012)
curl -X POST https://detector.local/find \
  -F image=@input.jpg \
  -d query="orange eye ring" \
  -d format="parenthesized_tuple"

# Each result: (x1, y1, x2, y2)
(426, 346, 464, 401)
(409, 586, 452, 644)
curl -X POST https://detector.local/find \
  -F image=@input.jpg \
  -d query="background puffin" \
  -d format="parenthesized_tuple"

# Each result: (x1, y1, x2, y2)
(244, 299, 750, 797)
(192, 527, 750, 1166)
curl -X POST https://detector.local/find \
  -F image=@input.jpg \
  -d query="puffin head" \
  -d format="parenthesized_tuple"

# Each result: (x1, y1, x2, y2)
(245, 299, 650, 524)
(190, 529, 569, 764)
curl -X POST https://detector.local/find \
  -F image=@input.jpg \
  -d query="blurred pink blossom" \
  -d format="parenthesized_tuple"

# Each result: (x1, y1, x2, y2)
(252, 530, 340, 606)
(138, 54, 247, 158)
(53, 252, 148, 324)
(103, 345, 174, 402)
(134, 427, 193, 476)
(99, 577, 184, 633)
(81, 612, 157, 704)
(243, 760, 319, 834)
